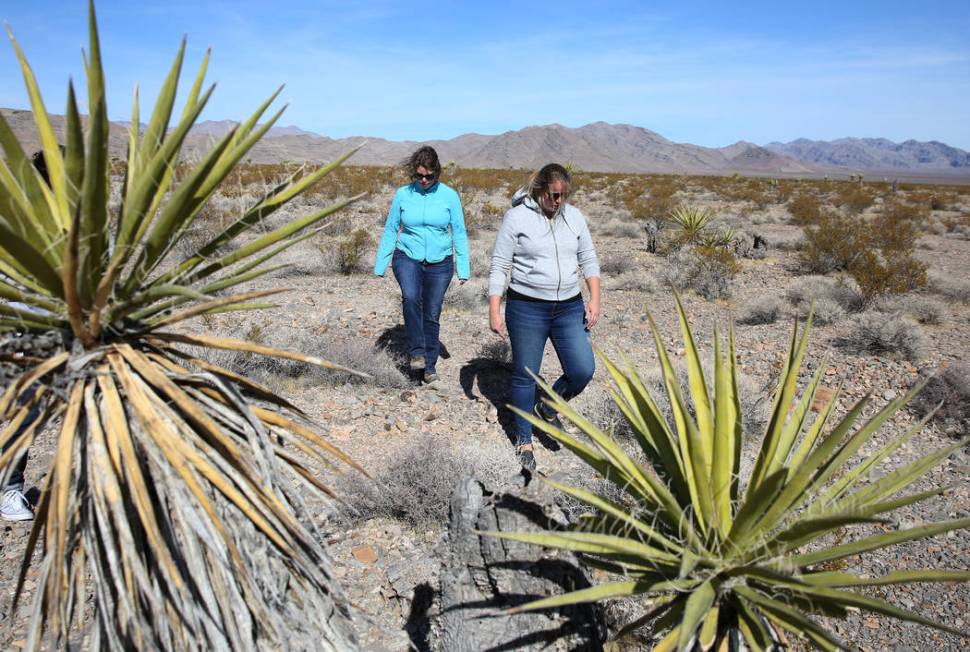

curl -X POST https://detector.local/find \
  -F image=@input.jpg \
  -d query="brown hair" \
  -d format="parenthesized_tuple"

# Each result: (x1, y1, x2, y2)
(527, 163, 571, 202)
(405, 145, 442, 179)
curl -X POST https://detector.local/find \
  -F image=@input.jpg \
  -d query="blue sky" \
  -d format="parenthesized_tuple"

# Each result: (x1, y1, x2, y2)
(2, 1, 969, 148)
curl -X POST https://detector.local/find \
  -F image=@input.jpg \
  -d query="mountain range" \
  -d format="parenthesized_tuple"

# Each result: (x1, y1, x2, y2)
(3, 107, 968, 178)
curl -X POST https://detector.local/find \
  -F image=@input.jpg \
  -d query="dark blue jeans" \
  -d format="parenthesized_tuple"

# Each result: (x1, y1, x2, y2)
(391, 249, 453, 374)
(506, 294, 595, 445)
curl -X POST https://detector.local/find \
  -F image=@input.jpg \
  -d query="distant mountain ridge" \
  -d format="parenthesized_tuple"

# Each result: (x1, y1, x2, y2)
(766, 137, 970, 170)
(4, 107, 968, 177)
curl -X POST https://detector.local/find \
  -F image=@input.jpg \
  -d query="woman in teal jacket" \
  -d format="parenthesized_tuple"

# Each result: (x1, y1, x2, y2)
(374, 146, 470, 383)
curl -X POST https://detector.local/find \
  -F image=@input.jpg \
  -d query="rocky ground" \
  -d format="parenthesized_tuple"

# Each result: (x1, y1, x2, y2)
(2, 180, 969, 651)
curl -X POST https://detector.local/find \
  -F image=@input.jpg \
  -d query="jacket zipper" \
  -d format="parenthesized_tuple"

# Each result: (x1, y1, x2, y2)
(550, 215, 562, 300)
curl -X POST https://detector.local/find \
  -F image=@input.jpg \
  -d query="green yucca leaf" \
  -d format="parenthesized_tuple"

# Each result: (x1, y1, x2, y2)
(491, 295, 969, 648)
(679, 580, 715, 651)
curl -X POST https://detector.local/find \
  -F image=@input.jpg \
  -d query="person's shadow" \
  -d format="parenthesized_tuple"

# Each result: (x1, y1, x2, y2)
(458, 344, 560, 452)
(375, 324, 450, 382)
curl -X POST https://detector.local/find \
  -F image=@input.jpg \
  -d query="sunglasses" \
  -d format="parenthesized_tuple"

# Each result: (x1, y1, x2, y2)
(547, 191, 565, 201)
(413, 173, 436, 182)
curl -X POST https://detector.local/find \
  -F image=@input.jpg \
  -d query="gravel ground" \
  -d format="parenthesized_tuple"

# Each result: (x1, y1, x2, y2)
(2, 187, 969, 650)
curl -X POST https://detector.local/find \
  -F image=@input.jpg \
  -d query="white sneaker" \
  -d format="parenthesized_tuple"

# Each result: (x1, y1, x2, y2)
(0, 489, 33, 521)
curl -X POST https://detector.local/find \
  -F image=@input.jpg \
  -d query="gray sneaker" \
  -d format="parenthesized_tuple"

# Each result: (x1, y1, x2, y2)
(516, 444, 536, 473)
(423, 371, 439, 384)
(409, 356, 426, 372)
(1, 489, 33, 521)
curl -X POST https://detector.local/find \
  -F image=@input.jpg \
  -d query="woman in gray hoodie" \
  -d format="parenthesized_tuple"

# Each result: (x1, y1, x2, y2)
(487, 164, 601, 472)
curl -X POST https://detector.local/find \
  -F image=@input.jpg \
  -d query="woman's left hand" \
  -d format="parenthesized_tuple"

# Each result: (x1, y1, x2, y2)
(585, 297, 601, 329)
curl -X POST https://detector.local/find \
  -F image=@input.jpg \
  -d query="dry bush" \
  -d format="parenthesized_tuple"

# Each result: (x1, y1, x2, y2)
(737, 294, 786, 325)
(199, 325, 408, 389)
(609, 270, 656, 292)
(787, 192, 823, 225)
(928, 271, 970, 303)
(598, 255, 636, 276)
(663, 246, 740, 300)
(872, 294, 947, 325)
(335, 228, 372, 274)
(597, 218, 643, 239)
(837, 311, 925, 360)
(910, 362, 970, 433)
(833, 183, 876, 213)
(443, 282, 487, 311)
(881, 199, 929, 226)
(337, 434, 511, 528)
(800, 212, 927, 301)
(799, 212, 864, 274)
(784, 275, 863, 325)
(477, 339, 513, 367)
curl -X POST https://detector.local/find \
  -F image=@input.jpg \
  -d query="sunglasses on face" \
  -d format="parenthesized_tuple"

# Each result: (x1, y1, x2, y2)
(547, 191, 564, 201)
(413, 173, 436, 182)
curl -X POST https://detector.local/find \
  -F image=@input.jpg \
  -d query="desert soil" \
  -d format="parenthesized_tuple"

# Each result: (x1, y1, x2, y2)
(2, 183, 968, 651)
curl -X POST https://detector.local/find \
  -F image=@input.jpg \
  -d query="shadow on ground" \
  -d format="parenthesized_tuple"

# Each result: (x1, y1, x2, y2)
(458, 358, 560, 453)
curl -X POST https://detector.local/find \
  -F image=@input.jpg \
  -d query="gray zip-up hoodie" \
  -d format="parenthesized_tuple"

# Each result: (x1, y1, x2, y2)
(488, 188, 600, 301)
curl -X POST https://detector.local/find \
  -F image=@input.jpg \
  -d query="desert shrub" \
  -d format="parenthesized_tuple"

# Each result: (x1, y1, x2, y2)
(335, 227, 371, 274)
(663, 246, 740, 300)
(609, 270, 656, 292)
(800, 212, 927, 301)
(477, 339, 513, 366)
(787, 192, 823, 224)
(872, 294, 947, 325)
(837, 310, 925, 360)
(834, 183, 876, 212)
(910, 362, 970, 432)
(785, 275, 864, 324)
(799, 212, 864, 274)
(339, 435, 509, 528)
(597, 218, 643, 239)
(598, 255, 636, 276)
(443, 282, 486, 310)
(928, 271, 970, 302)
(201, 326, 407, 389)
(737, 294, 786, 325)
(881, 199, 928, 225)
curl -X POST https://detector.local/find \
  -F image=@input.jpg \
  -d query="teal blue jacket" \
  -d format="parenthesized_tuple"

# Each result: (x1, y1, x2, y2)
(374, 181, 470, 279)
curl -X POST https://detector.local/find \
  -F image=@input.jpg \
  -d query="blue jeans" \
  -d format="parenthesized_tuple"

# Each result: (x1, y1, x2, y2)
(506, 294, 595, 445)
(391, 249, 453, 373)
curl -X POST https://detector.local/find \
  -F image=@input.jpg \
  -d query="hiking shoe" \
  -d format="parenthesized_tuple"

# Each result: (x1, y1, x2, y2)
(516, 444, 536, 473)
(1, 489, 33, 522)
(423, 371, 439, 384)
(409, 356, 426, 372)
(534, 401, 563, 431)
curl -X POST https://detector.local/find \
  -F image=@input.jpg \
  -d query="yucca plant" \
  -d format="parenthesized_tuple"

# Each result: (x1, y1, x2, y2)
(489, 294, 969, 650)
(666, 205, 716, 247)
(1, 3, 366, 649)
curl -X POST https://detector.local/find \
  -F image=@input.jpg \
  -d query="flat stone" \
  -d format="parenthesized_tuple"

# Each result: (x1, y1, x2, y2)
(352, 544, 378, 565)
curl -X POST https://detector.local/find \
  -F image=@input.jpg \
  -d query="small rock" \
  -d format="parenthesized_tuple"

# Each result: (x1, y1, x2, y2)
(883, 390, 897, 401)
(352, 544, 378, 565)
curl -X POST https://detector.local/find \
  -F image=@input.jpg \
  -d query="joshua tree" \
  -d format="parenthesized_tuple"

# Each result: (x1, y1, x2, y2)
(1, 3, 364, 649)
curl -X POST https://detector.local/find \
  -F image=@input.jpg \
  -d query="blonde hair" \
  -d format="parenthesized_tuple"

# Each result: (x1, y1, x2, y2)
(527, 163, 571, 202)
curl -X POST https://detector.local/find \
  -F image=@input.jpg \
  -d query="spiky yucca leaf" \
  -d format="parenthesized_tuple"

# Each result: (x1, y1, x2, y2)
(666, 205, 715, 246)
(1, 3, 365, 649)
(489, 293, 969, 651)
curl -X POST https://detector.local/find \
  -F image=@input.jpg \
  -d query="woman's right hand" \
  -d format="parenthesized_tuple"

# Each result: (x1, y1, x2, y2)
(489, 310, 506, 338)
